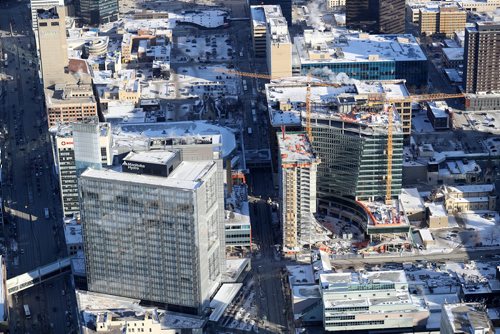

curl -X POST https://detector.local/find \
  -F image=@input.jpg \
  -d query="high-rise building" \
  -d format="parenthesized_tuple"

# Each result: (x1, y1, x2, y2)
(248, 0, 292, 25)
(250, 5, 292, 77)
(266, 12, 292, 78)
(52, 122, 112, 217)
(250, 6, 270, 57)
(320, 271, 429, 332)
(267, 80, 407, 202)
(73, 121, 110, 175)
(77, 0, 119, 25)
(294, 30, 428, 87)
(37, 7, 69, 88)
(277, 132, 320, 251)
(418, 5, 466, 37)
(79, 150, 225, 314)
(464, 22, 500, 94)
(30, 0, 64, 30)
(346, 0, 405, 34)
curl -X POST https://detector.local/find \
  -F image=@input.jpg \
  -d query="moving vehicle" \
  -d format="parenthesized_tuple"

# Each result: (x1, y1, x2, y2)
(23, 304, 31, 319)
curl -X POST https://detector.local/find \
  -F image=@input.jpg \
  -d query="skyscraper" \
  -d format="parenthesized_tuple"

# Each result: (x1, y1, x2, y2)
(37, 7, 68, 88)
(72, 121, 109, 175)
(52, 122, 112, 217)
(79, 150, 225, 314)
(464, 22, 500, 94)
(248, 0, 292, 25)
(277, 132, 320, 251)
(346, 0, 405, 34)
(29, 0, 64, 30)
(77, 0, 119, 25)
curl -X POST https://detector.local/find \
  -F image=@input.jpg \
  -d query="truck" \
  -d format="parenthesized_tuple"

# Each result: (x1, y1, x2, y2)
(247, 127, 253, 135)
(44, 208, 49, 219)
(23, 305, 31, 319)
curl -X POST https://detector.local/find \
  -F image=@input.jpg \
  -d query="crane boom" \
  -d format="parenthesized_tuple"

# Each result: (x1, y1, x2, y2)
(215, 67, 467, 201)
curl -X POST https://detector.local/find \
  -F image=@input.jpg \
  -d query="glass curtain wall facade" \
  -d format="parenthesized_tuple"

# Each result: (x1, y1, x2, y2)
(310, 119, 403, 202)
(78, 0, 119, 25)
(79, 164, 224, 315)
(302, 60, 427, 87)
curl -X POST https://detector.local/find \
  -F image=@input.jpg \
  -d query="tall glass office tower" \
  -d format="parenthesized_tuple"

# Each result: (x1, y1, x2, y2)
(79, 150, 225, 315)
(77, 0, 119, 25)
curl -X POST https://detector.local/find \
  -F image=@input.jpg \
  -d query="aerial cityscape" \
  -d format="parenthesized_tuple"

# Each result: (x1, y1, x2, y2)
(0, 0, 499, 332)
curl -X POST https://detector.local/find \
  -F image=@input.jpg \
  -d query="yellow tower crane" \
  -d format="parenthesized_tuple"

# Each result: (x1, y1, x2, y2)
(215, 68, 466, 202)
(214, 68, 342, 142)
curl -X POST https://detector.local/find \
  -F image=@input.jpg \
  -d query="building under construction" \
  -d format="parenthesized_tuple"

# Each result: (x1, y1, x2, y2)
(266, 79, 407, 203)
(277, 132, 321, 252)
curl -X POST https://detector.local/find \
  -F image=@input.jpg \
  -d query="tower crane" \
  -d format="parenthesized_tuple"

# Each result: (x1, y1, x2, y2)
(215, 68, 466, 202)
(214, 68, 342, 142)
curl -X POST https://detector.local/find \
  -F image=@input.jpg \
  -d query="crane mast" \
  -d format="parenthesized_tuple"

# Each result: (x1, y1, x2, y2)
(217, 68, 466, 202)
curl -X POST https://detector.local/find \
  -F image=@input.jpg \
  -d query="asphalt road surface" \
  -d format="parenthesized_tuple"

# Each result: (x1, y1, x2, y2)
(0, 1, 78, 333)
(248, 168, 291, 333)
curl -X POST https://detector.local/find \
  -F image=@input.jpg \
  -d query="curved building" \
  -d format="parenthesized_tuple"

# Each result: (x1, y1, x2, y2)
(267, 78, 406, 203)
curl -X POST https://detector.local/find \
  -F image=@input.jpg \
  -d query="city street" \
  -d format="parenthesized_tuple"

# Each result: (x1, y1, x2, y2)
(248, 168, 291, 334)
(0, 1, 78, 333)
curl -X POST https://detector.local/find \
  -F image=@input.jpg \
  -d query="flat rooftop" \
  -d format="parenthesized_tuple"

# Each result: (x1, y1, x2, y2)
(278, 132, 318, 165)
(295, 30, 426, 65)
(399, 188, 425, 214)
(320, 270, 408, 286)
(64, 223, 82, 245)
(442, 47, 464, 61)
(250, 5, 268, 27)
(50, 122, 110, 138)
(428, 101, 449, 118)
(266, 78, 407, 131)
(444, 184, 494, 194)
(124, 150, 178, 166)
(81, 160, 215, 190)
(443, 303, 492, 333)
(112, 121, 236, 158)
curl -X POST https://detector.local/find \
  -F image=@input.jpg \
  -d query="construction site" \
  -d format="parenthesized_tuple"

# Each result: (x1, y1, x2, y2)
(277, 131, 323, 254)
(245, 73, 465, 257)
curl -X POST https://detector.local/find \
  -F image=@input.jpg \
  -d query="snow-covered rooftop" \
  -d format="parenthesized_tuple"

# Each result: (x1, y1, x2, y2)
(295, 30, 426, 65)
(209, 283, 243, 322)
(321, 270, 407, 286)
(265, 77, 407, 130)
(64, 223, 82, 246)
(442, 47, 464, 61)
(124, 150, 178, 166)
(112, 121, 237, 158)
(82, 160, 215, 190)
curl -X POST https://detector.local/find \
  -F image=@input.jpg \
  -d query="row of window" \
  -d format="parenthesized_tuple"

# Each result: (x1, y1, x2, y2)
(327, 320, 385, 327)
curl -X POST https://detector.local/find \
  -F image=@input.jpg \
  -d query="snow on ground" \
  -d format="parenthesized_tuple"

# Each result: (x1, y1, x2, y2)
(412, 108, 436, 133)
(460, 212, 500, 246)
(177, 64, 239, 98)
(176, 34, 233, 62)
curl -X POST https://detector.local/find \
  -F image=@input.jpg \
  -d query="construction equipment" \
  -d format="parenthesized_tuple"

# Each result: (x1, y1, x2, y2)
(378, 92, 464, 202)
(213, 69, 342, 142)
(216, 67, 466, 202)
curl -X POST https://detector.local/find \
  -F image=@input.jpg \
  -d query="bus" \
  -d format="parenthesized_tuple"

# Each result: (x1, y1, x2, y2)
(23, 305, 31, 319)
